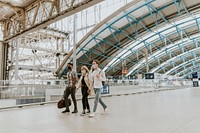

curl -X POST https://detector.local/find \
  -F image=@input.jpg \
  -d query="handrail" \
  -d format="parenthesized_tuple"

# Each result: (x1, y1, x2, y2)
(0, 79, 192, 110)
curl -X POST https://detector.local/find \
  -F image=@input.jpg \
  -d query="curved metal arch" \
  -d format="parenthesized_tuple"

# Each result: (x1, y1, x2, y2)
(103, 6, 200, 73)
(114, 17, 200, 76)
(103, 14, 198, 72)
(77, 0, 171, 64)
(150, 37, 200, 73)
(104, 1, 200, 76)
(165, 56, 200, 75)
(165, 52, 200, 75)
(55, 0, 200, 78)
(56, 0, 154, 74)
(175, 63, 200, 77)
(182, 67, 200, 78)
(126, 30, 200, 76)
(168, 56, 200, 75)
(56, 0, 189, 74)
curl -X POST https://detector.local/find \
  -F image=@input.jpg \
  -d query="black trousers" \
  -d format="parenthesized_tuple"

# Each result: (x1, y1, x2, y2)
(64, 86, 77, 111)
(81, 85, 90, 110)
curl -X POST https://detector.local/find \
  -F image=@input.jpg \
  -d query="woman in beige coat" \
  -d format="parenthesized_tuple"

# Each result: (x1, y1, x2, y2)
(76, 65, 92, 115)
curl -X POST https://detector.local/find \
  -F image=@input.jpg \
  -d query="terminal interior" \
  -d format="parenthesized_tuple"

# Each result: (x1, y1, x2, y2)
(0, 0, 200, 133)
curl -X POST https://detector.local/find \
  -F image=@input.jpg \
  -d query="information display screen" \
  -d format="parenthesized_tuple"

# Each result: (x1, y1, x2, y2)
(192, 72, 198, 79)
(145, 73, 154, 79)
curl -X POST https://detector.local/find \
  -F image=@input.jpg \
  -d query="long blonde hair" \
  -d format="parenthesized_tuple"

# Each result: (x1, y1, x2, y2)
(81, 65, 89, 73)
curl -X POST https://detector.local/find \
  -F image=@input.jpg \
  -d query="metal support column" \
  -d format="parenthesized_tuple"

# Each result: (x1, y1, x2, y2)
(56, 38, 60, 69)
(61, 38, 64, 53)
(33, 51, 36, 81)
(144, 49, 149, 73)
(15, 38, 20, 82)
(8, 43, 14, 81)
(86, 10, 88, 33)
(0, 41, 4, 81)
(73, 14, 77, 72)
(0, 41, 6, 98)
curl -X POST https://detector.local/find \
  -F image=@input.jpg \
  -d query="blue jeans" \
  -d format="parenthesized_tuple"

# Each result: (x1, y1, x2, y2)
(93, 88, 107, 112)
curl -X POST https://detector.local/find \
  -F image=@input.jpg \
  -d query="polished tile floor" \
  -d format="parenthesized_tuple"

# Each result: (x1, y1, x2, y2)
(1, 87, 200, 133)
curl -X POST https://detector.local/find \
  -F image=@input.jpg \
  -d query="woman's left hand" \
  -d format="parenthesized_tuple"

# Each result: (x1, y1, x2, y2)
(87, 89, 91, 95)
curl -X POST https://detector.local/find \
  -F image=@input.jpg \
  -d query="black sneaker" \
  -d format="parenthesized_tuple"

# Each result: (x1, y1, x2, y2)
(86, 110, 90, 113)
(62, 109, 70, 113)
(72, 110, 78, 114)
(80, 110, 86, 116)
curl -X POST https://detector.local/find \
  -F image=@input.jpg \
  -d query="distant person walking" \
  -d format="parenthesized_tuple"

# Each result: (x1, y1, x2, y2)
(89, 60, 108, 117)
(62, 63, 78, 114)
(76, 65, 92, 116)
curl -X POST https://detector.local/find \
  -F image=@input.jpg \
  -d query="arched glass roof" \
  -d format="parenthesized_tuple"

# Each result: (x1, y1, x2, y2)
(57, 0, 200, 78)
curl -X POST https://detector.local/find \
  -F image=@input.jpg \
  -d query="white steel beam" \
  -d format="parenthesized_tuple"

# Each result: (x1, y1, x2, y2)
(38, 29, 68, 38)
(2, 0, 103, 41)
(10, 65, 56, 72)
(0, 1, 24, 16)
(19, 45, 66, 54)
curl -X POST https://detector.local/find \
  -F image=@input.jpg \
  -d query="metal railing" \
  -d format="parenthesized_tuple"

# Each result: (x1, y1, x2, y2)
(0, 79, 193, 109)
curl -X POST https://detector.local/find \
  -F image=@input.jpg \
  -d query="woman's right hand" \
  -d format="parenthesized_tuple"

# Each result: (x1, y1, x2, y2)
(75, 88, 78, 93)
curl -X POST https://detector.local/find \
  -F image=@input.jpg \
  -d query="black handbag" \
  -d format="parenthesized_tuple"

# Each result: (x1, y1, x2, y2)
(57, 98, 71, 109)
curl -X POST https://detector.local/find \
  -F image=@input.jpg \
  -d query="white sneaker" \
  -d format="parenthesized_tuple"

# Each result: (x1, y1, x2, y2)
(89, 112, 95, 118)
(102, 108, 108, 115)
